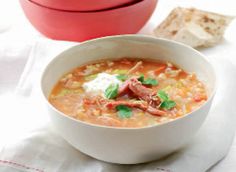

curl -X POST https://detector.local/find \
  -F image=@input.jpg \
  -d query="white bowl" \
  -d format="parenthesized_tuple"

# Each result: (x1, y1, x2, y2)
(41, 35, 216, 164)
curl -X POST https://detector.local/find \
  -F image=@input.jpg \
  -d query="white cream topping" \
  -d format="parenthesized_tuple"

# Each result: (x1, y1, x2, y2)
(82, 73, 121, 96)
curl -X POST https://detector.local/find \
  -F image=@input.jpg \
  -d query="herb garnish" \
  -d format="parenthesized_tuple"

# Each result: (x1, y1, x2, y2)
(142, 78, 158, 86)
(138, 74, 158, 86)
(157, 90, 169, 101)
(138, 74, 145, 82)
(105, 84, 119, 99)
(157, 90, 176, 110)
(116, 105, 132, 118)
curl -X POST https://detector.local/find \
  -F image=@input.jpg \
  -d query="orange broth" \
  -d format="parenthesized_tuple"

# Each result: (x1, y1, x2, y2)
(49, 58, 207, 128)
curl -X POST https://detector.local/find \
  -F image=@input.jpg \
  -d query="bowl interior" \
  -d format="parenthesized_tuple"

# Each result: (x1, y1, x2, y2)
(41, 35, 216, 102)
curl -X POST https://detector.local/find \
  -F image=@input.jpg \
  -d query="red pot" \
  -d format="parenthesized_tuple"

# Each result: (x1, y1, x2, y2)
(31, 0, 139, 11)
(20, 0, 157, 42)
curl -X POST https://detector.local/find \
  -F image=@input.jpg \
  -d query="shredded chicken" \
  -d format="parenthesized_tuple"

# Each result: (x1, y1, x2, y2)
(112, 78, 165, 116)
(106, 100, 148, 109)
(146, 106, 166, 116)
(127, 61, 143, 74)
(128, 78, 154, 102)
(119, 78, 161, 106)
(118, 79, 130, 96)
(106, 100, 165, 116)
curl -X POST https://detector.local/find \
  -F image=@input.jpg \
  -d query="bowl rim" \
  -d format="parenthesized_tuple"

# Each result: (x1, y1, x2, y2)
(29, 0, 142, 12)
(27, 0, 150, 13)
(40, 34, 217, 130)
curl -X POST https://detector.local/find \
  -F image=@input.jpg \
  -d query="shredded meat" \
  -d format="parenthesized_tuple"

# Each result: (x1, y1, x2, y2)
(106, 100, 165, 116)
(110, 78, 165, 116)
(146, 106, 166, 116)
(128, 78, 153, 102)
(119, 78, 161, 106)
(118, 79, 130, 96)
(127, 61, 143, 74)
(106, 100, 148, 110)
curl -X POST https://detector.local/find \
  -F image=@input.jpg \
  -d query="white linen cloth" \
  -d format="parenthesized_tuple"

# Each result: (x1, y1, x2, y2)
(0, 38, 236, 172)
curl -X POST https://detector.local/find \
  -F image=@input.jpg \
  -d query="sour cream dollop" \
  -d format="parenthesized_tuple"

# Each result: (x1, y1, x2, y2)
(82, 73, 121, 96)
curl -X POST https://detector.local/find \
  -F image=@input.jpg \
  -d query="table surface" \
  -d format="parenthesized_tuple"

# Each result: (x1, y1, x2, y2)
(0, 0, 236, 171)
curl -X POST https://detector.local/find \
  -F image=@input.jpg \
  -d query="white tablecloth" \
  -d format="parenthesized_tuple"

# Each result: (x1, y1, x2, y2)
(0, 0, 236, 171)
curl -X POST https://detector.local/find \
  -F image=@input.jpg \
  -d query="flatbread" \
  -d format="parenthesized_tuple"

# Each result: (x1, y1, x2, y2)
(153, 7, 234, 48)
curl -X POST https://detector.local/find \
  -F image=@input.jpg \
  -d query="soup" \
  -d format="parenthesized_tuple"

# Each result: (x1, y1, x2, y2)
(49, 58, 207, 128)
